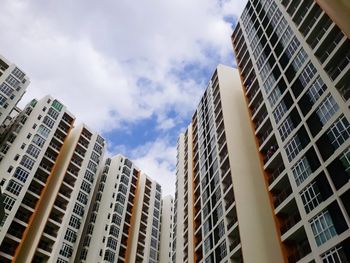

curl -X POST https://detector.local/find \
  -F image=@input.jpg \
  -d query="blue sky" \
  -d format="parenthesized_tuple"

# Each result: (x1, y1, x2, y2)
(0, 0, 247, 195)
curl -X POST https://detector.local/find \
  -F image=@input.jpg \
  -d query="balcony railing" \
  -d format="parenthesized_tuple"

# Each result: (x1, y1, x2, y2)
(280, 213, 301, 234)
(260, 127, 273, 146)
(273, 186, 292, 208)
(264, 145, 278, 164)
(268, 165, 285, 185)
(288, 241, 311, 263)
(255, 112, 268, 129)
(229, 238, 240, 252)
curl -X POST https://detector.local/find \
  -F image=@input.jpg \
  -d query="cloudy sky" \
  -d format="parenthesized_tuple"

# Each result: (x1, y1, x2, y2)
(0, 0, 246, 195)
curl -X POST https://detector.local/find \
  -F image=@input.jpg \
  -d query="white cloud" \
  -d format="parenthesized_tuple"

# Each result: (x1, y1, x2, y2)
(0, 0, 247, 193)
(130, 138, 177, 196)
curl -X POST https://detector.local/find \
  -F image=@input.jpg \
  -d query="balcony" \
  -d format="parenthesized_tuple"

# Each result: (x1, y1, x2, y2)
(268, 164, 285, 185)
(254, 111, 268, 131)
(287, 240, 311, 263)
(280, 213, 301, 235)
(325, 40, 350, 81)
(273, 186, 292, 209)
(263, 144, 278, 164)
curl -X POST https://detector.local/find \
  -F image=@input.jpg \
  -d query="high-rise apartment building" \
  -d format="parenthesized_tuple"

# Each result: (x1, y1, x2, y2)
(77, 154, 163, 263)
(16, 124, 106, 263)
(232, 0, 350, 262)
(0, 55, 29, 130)
(0, 96, 76, 262)
(159, 195, 174, 263)
(173, 65, 283, 263)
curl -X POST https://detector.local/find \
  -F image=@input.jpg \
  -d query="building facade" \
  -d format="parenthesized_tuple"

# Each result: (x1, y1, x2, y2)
(159, 195, 174, 263)
(77, 155, 163, 263)
(0, 55, 29, 130)
(0, 96, 75, 262)
(232, 0, 350, 262)
(173, 65, 282, 263)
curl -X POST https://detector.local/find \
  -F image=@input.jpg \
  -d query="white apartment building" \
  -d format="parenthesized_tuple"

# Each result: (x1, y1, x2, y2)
(14, 124, 106, 263)
(77, 154, 163, 263)
(159, 195, 174, 263)
(0, 96, 75, 262)
(173, 65, 282, 263)
(0, 54, 29, 130)
(232, 0, 350, 261)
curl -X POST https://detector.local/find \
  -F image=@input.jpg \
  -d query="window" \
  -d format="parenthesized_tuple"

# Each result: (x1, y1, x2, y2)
(151, 227, 158, 238)
(151, 237, 157, 249)
(12, 67, 25, 80)
(3, 195, 15, 210)
(153, 218, 159, 228)
(112, 214, 122, 225)
(307, 77, 326, 103)
(292, 156, 312, 186)
(52, 99, 63, 112)
(155, 191, 161, 201)
(299, 62, 317, 87)
(73, 203, 84, 217)
(284, 135, 303, 162)
(93, 143, 102, 154)
(0, 83, 14, 96)
(81, 181, 91, 194)
(109, 225, 119, 238)
(5, 75, 20, 88)
(155, 200, 160, 210)
(203, 218, 211, 235)
(87, 161, 97, 173)
(26, 144, 41, 158)
(64, 228, 77, 243)
(321, 246, 348, 263)
(84, 170, 94, 183)
(218, 240, 227, 260)
(340, 147, 350, 174)
(273, 101, 288, 124)
(37, 125, 50, 138)
(6, 180, 23, 196)
(280, 26, 294, 48)
(300, 182, 322, 213)
(43, 116, 55, 128)
(106, 237, 117, 250)
(278, 116, 295, 141)
(150, 248, 157, 260)
(47, 108, 59, 120)
(327, 115, 350, 149)
(116, 193, 125, 204)
(77, 191, 88, 205)
(275, 17, 287, 37)
(104, 250, 115, 263)
(118, 184, 127, 195)
(114, 203, 124, 215)
(263, 73, 276, 94)
(218, 220, 225, 239)
(69, 215, 81, 229)
(204, 236, 212, 255)
(268, 86, 281, 108)
(292, 48, 308, 71)
(0, 94, 7, 106)
(90, 152, 99, 163)
(32, 134, 46, 148)
(13, 167, 29, 183)
(20, 155, 35, 170)
(316, 94, 339, 125)
(57, 258, 68, 263)
(59, 243, 73, 258)
(310, 210, 337, 246)
(285, 36, 300, 59)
